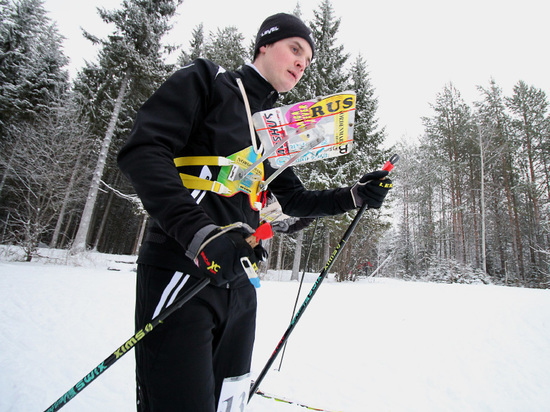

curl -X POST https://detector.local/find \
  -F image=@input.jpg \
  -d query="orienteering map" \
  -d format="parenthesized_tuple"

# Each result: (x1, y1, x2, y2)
(253, 91, 356, 168)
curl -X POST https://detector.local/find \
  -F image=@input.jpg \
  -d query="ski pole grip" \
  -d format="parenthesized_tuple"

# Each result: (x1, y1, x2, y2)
(382, 154, 400, 172)
(246, 222, 273, 248)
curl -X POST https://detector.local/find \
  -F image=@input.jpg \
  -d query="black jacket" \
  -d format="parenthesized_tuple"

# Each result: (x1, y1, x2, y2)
(118, 59, 355, 277)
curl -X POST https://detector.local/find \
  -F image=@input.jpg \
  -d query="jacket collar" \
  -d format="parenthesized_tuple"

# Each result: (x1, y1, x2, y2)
(236, 64, 279, 112)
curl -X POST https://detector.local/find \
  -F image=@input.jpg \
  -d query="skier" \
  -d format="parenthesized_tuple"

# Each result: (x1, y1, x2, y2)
(117, 12, 392, 412)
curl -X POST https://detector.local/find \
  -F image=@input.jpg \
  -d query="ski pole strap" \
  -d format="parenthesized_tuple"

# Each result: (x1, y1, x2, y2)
(185, 223, 220, 260)
(185, 222, 254, 261)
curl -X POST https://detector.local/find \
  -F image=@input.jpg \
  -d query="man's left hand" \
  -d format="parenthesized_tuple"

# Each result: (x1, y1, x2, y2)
(350, 170, 393, 209)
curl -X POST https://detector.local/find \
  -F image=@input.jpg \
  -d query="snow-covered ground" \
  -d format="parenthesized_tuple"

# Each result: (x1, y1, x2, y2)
(1, 247, 550, 411)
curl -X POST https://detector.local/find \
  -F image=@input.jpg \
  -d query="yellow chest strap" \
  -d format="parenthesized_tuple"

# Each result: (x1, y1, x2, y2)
(174, 156, 234, 168)
(174, 156, 233, 195)
(174, 148, 265, 210)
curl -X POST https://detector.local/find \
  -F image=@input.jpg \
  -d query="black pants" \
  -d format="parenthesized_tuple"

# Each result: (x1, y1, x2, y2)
(135, 264, 257, 411)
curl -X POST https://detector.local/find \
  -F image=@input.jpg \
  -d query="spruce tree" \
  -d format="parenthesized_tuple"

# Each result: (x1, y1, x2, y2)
(275, 1, 352, 275)
(283, 0, 350, 192)
(177, 23, 205, 66)
(204, 26, 246, 71)
(71, 0, 182, 253)
(0, 0, 68, 132)
(344, 54, 388, 182)
(338, 54, 392, 280)
(278, 1, 391, 278)
(0, 0, 69, 195)
(288, 0, 349, 104)
(0, 0, 70, 251)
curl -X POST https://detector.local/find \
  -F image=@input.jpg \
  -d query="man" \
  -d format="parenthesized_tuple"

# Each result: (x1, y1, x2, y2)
(118, 12, 391, 412)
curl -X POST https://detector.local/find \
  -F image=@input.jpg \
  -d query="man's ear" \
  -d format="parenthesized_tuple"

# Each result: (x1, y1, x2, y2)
(254, 45, 268, 63)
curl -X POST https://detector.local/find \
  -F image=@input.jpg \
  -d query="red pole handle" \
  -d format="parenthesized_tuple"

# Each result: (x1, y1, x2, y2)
(382, 154, 400, 172)
(246, 222, 274, 248)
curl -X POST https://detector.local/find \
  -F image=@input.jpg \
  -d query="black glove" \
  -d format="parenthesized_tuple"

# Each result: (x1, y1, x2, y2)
(350, 170, 392, 209)
(271, 217, 315, 234)
(186, 224, 263, 287)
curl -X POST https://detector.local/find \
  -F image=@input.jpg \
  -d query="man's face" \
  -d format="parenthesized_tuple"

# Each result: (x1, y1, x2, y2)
(254, 37, 313, 93)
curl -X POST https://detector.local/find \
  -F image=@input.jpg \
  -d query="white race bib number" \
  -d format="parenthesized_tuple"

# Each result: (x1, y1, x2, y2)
(216, 373, 250, 412)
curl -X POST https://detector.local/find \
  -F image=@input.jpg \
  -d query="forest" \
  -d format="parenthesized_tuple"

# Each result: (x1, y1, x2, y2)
(1, 0, 549, 288)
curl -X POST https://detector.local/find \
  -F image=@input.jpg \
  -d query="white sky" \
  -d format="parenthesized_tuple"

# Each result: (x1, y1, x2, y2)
(43, 0, 550, 147)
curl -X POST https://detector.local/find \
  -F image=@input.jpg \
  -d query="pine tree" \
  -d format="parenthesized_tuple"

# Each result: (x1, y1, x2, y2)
(423, 83, 474, 265)
(475, 79, 523, 279)
(506, 81, 550, 281)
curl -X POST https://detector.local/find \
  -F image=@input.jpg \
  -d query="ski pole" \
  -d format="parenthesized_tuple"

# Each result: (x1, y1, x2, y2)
(44, 276, 210, 412)
(249, 154, 399, 401)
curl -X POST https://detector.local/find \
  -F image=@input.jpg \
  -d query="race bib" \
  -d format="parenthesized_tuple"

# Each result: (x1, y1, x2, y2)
(216, 373, 251, 412)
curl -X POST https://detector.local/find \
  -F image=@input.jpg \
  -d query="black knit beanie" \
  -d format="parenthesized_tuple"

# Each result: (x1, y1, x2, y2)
(254, 13, 315, 59)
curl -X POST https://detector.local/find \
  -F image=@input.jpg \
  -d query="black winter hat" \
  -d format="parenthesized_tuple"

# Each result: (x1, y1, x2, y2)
(254, 13, 315, 59)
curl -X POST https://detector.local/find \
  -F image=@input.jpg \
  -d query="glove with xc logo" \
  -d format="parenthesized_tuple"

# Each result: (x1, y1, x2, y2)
(186, 223, 267, 287)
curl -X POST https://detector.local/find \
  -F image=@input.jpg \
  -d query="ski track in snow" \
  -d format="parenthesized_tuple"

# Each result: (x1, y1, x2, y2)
(1, 249, 550, 411)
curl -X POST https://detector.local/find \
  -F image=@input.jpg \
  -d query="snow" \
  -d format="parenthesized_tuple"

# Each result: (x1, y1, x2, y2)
(1, 247, 550, 411)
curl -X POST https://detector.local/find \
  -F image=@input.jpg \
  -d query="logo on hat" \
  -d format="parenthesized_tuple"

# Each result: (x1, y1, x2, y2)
(260, 25, 280, 38)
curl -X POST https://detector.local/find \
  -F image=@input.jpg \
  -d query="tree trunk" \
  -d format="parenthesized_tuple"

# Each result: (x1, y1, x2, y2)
(0, 140, 18, 198)
(93, 189, 114, 251)
(71, 73, 129, 253)
(276, 234, 284, 270)
(133, 214, 148, 255)
(290, 230, 304, 281)
(478, 125, 487, 273)
(50, 152, 83, 248)
(323, 230, 330, 269)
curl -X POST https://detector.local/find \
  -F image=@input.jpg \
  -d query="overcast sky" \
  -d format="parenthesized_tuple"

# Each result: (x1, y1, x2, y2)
(43, 0, 549, 147)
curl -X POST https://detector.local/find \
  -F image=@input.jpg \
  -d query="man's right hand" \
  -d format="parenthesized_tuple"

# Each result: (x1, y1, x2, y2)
(187, 224, 264, 287)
